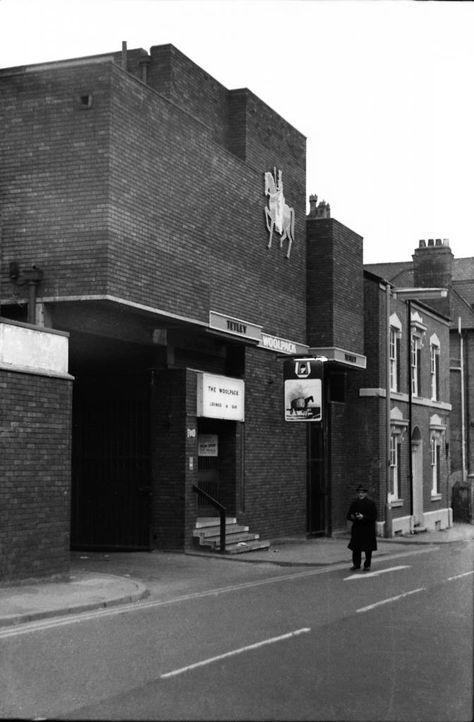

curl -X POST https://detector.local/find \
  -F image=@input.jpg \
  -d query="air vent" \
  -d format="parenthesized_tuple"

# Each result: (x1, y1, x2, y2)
(78, 94, 93, 108)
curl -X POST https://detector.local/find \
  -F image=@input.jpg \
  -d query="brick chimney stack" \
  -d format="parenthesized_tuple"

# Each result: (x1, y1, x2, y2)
(413, 238, 453, 316)
(308, 194, 331, 219)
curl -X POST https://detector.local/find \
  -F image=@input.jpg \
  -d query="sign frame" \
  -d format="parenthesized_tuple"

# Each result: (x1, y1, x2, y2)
(283, 357, 325, 423)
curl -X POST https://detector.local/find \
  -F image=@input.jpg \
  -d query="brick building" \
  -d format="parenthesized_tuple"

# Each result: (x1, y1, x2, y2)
(0, 45, 454, 580)
(306, 207, 453, 536)
(367, 240, 474, 524)
(0, 43, 313, 575)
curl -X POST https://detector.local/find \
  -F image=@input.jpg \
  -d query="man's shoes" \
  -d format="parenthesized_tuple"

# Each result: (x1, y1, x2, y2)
(350, 566, 361, 571)
(363, 566, 371, 571)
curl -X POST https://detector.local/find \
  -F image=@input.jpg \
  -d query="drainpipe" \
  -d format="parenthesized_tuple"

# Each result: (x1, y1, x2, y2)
(459, 317, 467, 482)
(8, 263, 43, 325)
(407, 299, 414, 533)
(385, 282, 393, 537)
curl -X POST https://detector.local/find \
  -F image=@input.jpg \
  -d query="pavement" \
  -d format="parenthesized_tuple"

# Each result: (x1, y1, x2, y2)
(0, 523, 472, 629)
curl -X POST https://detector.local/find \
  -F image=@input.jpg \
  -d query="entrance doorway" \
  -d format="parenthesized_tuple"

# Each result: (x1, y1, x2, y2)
(71, 373, 152, 550)
(411, 427, 424, 526)
(196, 419, 237, 516)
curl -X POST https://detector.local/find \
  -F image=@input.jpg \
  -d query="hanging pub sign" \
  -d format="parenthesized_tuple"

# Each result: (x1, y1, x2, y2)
(283, 358, 324, 422)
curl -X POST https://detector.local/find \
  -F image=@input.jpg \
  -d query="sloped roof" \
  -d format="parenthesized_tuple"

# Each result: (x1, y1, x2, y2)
(453, 257, 474, 281)
(453, 279, 474, 306)
(366, 256, 474, 284)
(450, 287, 474, 329)
(364, 261, 415, 287)
(364, 254, 474, 329)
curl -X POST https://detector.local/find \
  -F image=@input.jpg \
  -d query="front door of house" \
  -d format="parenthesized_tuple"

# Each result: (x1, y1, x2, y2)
(412, 437, 424, 527)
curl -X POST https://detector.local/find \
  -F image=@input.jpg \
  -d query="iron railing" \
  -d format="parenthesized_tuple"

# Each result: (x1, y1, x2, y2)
(192, 484, 227, 553)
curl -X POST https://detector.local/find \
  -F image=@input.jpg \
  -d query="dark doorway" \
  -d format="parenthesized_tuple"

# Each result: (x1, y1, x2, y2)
(196, 419, 237, 516)
(71, 373, 152, 550)
(307, 423, 328, 536)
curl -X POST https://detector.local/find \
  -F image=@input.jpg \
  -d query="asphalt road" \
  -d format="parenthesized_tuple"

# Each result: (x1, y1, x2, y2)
(1, 542, 472, 721)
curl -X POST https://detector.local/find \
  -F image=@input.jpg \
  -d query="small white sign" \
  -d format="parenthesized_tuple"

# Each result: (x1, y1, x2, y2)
(197, 373, 245, 421)
(0, 321, 69, 374)
(198, 434, 218, 457)
(259, 333, 308, 356)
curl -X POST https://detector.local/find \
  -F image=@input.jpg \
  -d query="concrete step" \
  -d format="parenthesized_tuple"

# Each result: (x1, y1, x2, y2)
(195, 517, 237, 529)
(192, 518, 270, 554)
(193, 524, 250, 540)
(200, 532, 261, 549)
(413, 525, 428, 534)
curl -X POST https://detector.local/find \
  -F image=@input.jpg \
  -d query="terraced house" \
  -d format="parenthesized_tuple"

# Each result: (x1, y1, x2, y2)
(367, 239, 474, 525)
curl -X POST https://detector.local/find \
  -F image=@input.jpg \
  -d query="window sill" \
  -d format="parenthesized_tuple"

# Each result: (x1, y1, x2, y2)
(431, 494, 442, 501)
(389, 499, 404, 508)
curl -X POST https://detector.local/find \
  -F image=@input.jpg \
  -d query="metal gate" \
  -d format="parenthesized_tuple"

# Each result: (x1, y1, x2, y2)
(307, 424, 328, 536)
(71, 374, 152, 550)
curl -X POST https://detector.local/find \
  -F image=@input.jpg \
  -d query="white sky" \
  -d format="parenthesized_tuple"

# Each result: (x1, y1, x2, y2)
(1, 0, 473, 264)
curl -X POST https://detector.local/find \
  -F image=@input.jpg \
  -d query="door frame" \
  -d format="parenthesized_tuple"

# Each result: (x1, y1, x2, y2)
(411, 428, 424, 526)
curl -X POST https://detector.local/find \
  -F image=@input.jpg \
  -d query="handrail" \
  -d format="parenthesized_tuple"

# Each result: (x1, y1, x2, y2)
(192, 485, 227, 553)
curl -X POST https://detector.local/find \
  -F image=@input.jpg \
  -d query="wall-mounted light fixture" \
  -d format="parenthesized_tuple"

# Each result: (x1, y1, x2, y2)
(8, 262, 44, 325)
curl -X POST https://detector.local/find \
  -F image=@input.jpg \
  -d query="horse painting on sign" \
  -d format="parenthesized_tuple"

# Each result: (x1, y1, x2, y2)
(289, 396, 314, 414)
(264, 168, 295, 259)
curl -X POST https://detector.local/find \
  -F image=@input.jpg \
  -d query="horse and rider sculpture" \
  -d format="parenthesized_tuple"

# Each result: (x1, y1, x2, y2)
(264, 168, 295, 259)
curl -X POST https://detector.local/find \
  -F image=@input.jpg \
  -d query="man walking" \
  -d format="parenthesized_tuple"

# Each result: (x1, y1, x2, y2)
(346, 485, 377, 570)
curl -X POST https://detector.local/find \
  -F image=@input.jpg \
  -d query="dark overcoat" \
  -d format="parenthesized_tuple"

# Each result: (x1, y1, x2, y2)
(346, 497, 377, 551)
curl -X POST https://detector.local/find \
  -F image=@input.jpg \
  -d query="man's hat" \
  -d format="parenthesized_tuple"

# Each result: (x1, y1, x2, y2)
(356, 485, 368, 492)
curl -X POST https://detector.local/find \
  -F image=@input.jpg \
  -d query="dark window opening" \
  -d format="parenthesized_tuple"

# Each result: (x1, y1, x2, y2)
(328, 372, 346, 403)
(79, 94, 93, 108)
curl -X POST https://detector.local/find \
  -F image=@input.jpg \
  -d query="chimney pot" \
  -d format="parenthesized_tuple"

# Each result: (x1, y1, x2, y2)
(419, 239, 426, 248)
(428, 239, 434, 246)
(308, 195, 318, 216)
(121, 41, 127, 70)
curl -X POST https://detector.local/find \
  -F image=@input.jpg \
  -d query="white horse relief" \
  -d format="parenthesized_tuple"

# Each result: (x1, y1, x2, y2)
(264, 169, 295, 259)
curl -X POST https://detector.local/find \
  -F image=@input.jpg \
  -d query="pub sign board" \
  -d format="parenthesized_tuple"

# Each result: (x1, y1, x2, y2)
(197, 372, 245, 421)
(283, 358, 324, 422)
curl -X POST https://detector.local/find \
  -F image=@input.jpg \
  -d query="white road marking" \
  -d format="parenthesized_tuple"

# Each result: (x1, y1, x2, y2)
(344, 565, 411, 580)
(447, 570, 474, 581)
(160, 628, 311, 679)
(356, 587, 425, 613)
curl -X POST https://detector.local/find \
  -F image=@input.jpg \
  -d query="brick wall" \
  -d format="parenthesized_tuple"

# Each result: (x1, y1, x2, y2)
(1, 52, 307, 345)
(307, 218, 364, 353)
(0, 369, 72, 582)
(107, 62, 306, 339)
(0, 64, 111, 300)
(240, 347, 307, 538)
(151, 368, 197, 549)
